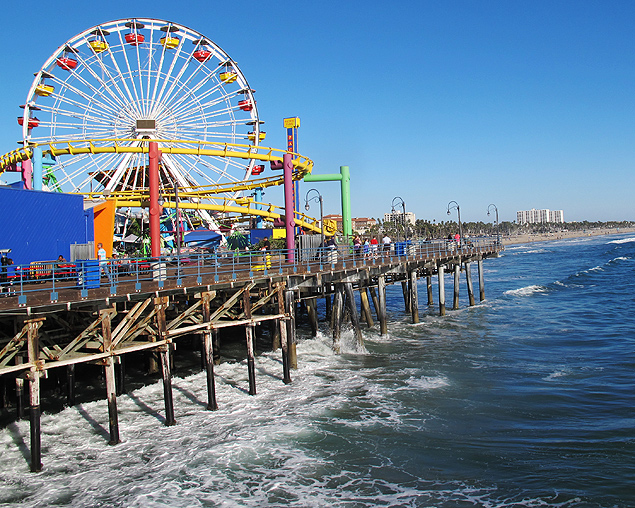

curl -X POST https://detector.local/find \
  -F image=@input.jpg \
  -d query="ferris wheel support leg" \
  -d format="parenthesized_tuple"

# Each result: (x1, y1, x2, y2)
(32, 147, 43, 191)
(149, 142, 162, 258)
(283, 153, 295, 264)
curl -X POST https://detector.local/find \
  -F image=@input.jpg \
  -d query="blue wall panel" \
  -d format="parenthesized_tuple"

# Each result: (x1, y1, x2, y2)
(0, 187, 93, 266)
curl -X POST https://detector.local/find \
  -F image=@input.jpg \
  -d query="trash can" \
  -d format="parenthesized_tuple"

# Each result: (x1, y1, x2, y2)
(76, 260, 100, 289)
(152, 261, 167, 281)
(394, 242, 407, 256)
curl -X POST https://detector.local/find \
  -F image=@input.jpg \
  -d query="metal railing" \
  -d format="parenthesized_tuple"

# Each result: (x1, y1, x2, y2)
(0, 237, 500, 306)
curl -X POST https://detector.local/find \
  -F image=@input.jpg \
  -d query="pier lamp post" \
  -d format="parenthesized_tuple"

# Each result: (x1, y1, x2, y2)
(487, 203, 499, 246)
(305, 188, 325, 251)
(447, 200, 463, 247)
(391, 196, 406, 241)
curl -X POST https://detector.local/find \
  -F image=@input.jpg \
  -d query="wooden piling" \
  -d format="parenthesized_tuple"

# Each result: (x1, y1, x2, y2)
(246, 324, 257, 395)
(101, 309, 120, 445)
(426, 275, 434, 306)
(344, 282, 364, 348)
(359, 286, 374, 328)
(410, 270, 419, 324)
(155, 297, 175, 426)
(369, 286, 380, 323)
(306, 298, 319, 337)
(203, 329, 218, 409)
(115, 356, 125, 396)
(438, 265, 446, 316)
(15, 355, 24, 420)
(465, 262, 475, 306)
(279, 317, 292, 384)
(478, 259, 485, 301)
(66, 365, 75, 407)
(159, 346, 176, 426)
(284, 290, 298, 369)
(453, 264, 461, 310)
(332, 284, 344, 353)
(27, 319, 44, 472)
(201, 293, 218, 410)
(401, 280, 410, 313)
(378, 275, 388, 335)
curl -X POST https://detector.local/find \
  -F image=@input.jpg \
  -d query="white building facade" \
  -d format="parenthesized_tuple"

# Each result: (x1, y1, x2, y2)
(517, 209, 564, 224)
(383, 211, 416, 225)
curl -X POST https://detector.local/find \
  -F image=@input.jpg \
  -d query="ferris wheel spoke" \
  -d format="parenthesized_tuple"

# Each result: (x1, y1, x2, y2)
(155, 58, 217, 117)
(149, 42, 191, 119)
(49, 75, 123, 119)
(65, 50, 131, 111)
(103, 33, 143, 113)
(77, 36, 139, 113)
(38, 95, 119, 127)
(54, 152, 118, 191)
(104, 141, 142, 191)
(161, 71, 224, 115)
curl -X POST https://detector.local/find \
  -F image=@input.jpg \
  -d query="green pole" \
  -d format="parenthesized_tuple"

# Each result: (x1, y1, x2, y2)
(340, 166, 351, 239)
(303, 165, 352, 239)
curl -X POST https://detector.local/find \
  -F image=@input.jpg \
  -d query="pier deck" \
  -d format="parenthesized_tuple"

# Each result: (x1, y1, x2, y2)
(0, 238, 501, 471)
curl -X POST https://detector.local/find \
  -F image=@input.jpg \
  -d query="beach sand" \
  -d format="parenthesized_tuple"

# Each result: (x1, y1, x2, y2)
(501, 227, 635, 246)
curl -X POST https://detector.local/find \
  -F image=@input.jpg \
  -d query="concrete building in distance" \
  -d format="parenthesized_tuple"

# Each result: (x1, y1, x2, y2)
(383, 210, 416, 225)
(323, 215, 378, 235)
(517, 209, 565, 224)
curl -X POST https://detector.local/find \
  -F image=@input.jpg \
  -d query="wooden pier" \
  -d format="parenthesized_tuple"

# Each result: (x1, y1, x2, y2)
(0, 239, 501, 471)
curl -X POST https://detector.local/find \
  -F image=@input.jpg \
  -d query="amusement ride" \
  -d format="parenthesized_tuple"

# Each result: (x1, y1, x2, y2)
(0, 18, 334, 256)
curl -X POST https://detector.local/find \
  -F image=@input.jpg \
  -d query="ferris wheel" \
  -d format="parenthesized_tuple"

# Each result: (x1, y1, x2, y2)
(20, 18, 264, 195)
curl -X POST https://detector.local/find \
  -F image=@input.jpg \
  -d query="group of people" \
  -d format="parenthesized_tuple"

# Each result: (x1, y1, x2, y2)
(352, 235, 386, 259)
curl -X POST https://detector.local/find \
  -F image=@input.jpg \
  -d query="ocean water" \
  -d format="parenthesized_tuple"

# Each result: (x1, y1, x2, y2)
(1, 234, 634, 507)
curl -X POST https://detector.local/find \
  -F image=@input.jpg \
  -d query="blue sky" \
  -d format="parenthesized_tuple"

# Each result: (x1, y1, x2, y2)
(1, 0, 633, 222)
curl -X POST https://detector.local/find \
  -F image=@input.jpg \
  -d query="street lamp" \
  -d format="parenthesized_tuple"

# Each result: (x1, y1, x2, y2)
(391, 196, 406, 242)
(304, 188, 324, 251)
(487, 203, 499, 245)
(447, 200, 463, 247)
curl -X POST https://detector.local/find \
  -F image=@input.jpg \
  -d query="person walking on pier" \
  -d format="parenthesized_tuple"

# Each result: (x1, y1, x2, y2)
(97, 243, 110, 279)
(382, 234, 391, 254)
(370, 236, 379, 258)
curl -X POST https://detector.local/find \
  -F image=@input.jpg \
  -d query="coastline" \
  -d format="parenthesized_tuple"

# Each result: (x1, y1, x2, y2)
(500, 227, 635, 246)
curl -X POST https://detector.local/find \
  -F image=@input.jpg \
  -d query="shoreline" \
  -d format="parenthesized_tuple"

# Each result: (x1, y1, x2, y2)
(500, 227, 635, 246)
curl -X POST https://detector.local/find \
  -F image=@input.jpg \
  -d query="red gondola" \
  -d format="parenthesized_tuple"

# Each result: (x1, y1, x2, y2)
(56, 57, 77, 70)
(193, 49, 212, 62)
(251, 165, 264, 175)
(238, 99, 254, 111)
(125, 33, 145, 45)
(17, 116, 40, 129)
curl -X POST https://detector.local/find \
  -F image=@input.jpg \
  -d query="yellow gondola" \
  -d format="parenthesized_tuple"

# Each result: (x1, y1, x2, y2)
(35, 84, 55, 97)
(160, 36, 180, 49)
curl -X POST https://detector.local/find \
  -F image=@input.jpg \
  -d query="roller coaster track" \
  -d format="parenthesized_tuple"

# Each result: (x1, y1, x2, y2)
(0, 138, 334, 235)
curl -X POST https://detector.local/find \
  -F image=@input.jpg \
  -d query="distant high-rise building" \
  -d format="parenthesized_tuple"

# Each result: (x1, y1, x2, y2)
(383, 210, 416, 225)
(517, 209, 564, 224)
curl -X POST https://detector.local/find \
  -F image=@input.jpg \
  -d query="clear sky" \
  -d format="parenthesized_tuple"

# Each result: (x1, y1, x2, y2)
(1, 0, 633, 223)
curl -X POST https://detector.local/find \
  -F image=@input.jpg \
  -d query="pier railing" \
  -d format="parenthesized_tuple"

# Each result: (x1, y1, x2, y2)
(0, 237, 500, 308)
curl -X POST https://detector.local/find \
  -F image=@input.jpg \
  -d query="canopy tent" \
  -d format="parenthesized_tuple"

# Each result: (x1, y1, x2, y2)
(183, 229, 222, 249)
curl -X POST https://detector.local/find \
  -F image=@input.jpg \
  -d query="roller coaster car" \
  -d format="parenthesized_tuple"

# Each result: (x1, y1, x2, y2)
(193, 49, 212, 62)
(56, 57, 78, 70)
(160, 37, 180, 49)
(125, 33, 145, 45)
